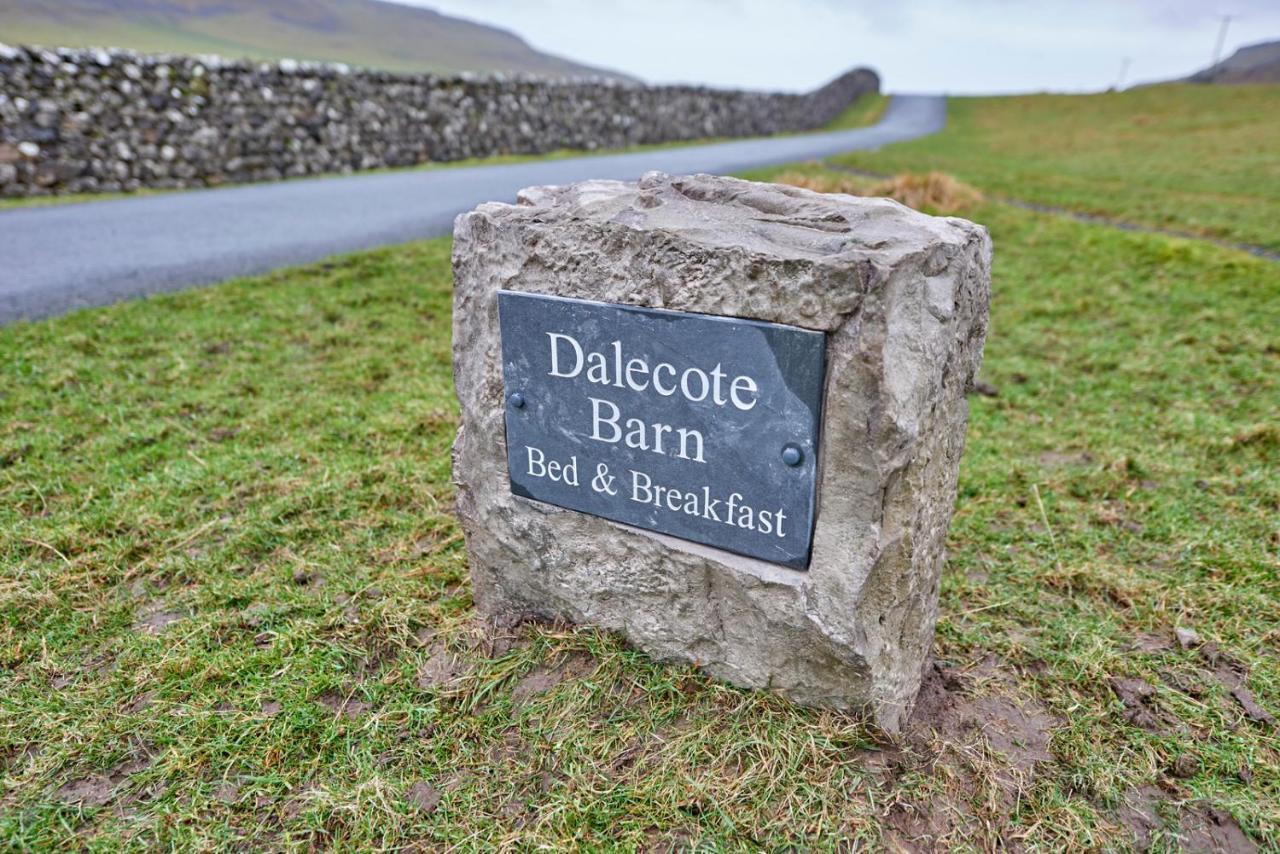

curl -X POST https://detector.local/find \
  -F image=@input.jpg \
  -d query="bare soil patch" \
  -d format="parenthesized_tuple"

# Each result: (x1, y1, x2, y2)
(132, 604, 184, 634)
(467, 615, 534, 659)
(406, 781, 441, 814)
(317, 692, 370, 718)
(1115, 786, 1261, 854)
(1128, 632, 1175, 653)
(1180, 805, 1259, 853)
(1, 744, 40, 772)
(907, 658, 1059, 769)
(1197, 643, 1276, 726)
(55, 774, 120, 808)
(511, 652, 597, 705)
(415, 642, 467, 690)
(1110, 676, 1185, 734)
(54, 748, 154, 808)
(882, 657, 1063, 849)
(1115, 784, 1165, 849)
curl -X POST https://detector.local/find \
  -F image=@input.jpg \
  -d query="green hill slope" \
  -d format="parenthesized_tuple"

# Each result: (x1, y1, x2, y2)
(1187, 39, 1280, 84)
(0, 0, 633, 79)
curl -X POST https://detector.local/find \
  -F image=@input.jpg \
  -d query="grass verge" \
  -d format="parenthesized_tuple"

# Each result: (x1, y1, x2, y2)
(825, 92, 889, 130)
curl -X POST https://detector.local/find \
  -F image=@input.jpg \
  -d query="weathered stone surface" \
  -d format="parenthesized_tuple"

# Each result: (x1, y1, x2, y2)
(0, 44, 878, 198)
(451, 172, 991, 730)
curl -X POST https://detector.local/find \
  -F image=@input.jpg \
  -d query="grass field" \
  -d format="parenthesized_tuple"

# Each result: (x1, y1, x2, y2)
(832, 84, 1280, 252)
(1, 89, 1278, 848)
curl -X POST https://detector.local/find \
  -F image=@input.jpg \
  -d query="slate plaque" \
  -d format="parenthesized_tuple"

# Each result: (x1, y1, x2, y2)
(497, 291, 825, 569)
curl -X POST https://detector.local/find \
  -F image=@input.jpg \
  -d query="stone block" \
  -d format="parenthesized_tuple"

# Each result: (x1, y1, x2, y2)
(451, 172, 991, 730)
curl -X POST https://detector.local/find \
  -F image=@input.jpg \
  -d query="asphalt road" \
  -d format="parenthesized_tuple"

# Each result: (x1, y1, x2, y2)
(0, 95, 945, 324)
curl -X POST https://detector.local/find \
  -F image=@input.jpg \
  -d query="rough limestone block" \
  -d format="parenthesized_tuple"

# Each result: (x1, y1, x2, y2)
(451, 172, 991, 730)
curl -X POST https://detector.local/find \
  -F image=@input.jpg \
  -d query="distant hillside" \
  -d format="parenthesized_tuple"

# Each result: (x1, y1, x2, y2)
(1186, 39, 1280, 84)
(0, 0, 633, 79)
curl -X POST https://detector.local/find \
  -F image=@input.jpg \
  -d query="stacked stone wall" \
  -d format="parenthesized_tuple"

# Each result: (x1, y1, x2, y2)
(0, 44, 878, 197)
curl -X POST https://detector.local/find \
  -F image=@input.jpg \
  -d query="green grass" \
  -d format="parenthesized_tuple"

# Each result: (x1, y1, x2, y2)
(831, 85, 1280, 252)
(825, 92, 889, 130)
(0, 189, 167, 212)
(2, 98, 1278, 847)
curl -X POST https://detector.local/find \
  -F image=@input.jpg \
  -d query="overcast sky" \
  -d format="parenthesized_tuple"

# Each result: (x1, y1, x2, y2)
(399, 0, 1280, 93)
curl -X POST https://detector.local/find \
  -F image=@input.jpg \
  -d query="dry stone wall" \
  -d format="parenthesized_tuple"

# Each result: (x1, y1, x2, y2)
(0, 44, 878, 198)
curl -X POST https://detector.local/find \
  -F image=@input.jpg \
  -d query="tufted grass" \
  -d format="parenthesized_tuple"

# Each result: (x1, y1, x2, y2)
(1, 92, 1278, 847)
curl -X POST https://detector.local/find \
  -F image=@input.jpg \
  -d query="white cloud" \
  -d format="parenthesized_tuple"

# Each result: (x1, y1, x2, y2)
(390, 0, 1280, 93)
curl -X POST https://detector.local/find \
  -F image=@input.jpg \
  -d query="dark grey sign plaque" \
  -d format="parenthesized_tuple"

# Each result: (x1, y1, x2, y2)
(497, 291, 826, 569)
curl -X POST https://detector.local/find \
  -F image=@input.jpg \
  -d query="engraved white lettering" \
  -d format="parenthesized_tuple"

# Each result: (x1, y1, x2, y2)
(547, 333, 583, 378)
(546, 332, 758, 410)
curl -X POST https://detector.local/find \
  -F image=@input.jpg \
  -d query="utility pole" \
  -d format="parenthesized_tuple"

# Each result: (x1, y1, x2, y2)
(1211, 14, 1233, 69)
(1115, 57, 1132, 90)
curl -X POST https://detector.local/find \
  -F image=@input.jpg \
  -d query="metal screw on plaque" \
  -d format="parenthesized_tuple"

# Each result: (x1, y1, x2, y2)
(781, 444, 803, 467)
(508, 392, 526, 409)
